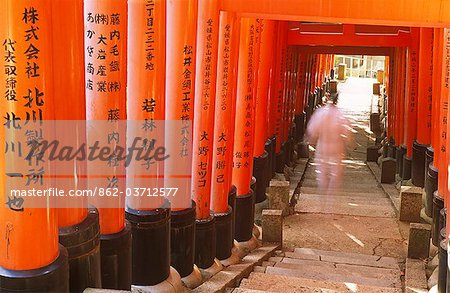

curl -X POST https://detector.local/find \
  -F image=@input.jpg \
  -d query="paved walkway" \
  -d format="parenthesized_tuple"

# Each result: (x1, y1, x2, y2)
(285, 78, 407, 258)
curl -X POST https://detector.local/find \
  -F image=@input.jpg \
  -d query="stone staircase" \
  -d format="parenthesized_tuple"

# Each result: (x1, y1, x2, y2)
(233, 247, 403, 292)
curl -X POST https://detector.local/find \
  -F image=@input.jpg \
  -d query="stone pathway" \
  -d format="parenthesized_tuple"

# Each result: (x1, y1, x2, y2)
(234, 78, 408, 292)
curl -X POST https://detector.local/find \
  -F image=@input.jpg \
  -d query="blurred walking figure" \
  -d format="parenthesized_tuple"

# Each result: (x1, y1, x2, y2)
(306, 93, 354, 195)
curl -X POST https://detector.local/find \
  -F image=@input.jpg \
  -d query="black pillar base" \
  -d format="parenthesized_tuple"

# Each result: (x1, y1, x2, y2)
(412, 140, 428, 188)
(294, 113, 306, 142)
(271, 136, 277, 177)
(170, 202, 196, 278)
(100, 222, 132, 290)
(0, 245, 69, 292)
(280, 141, 287, 167)
(439, 239, 448, 292)
(387, 143, 397, 159)
(433, 192, 445, 247)
(215, 207, 233, 261)
(250, 176, 257, 195)
(424, 147, 437, 217)
(396, 146, 406, 176)
(126, 206, 170, 287)
(382, 141, 389, 158)
(425, 147, 435, 176)
(275, 151, 284, 173)
(402, 154, 412, 181)
(265, 139, 273, 183)
(59, 208, 101, 292)
(253, 152, 269, 204)
(425, 164, 438, 218)
(234, 190, 256, 242)
(440, 210, 447, 243)
(195, 215, 216, 269)
(228, 185, 237, 239)
(287, 136, 295, 164)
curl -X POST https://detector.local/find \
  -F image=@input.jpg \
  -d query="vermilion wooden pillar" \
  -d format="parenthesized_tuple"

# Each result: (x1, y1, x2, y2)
(437, 30, 450, 264)
(211, 11, 240, 263)
(281, 46, 292, 165)
(165, 0, 198, 281)
(0, 0, 69, 291)
(253, 19, 275, 204)
(412, 28, 434, 187)
(191, 0, 221, 270)
(386, 52, 394, 144)
(125, 0, 169, 288)
(232, 18, 258, 243)
(392, 49, 400, 146)
(54, 0, 102, 291)
(274, 21, 288, 173)
(267, 21, 280, 177)
(396, 48, 408, 176)
(440, 28, 449, 212)
(432, 28, 447, 249)
(402, 28, 420, 181)
(432, 28, 443, 168)
(424, 28, 442, 219)
(84, 0, 130, 289)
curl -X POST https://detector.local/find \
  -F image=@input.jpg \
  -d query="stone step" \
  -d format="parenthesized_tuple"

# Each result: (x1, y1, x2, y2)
(298, 194, 392, 205)
(295, 196, 395, 218)
(292, 247, 400, 269)
(283, 251, 400, 270)
(273, 261, 400, 282)
(264, 265, 401, 288)
(303, 174, 377, 183)
(302, 179, 378, 191)
(300, 187, 385, 197)
(279, 256, 336, 269)
(242, 272, 402, 293)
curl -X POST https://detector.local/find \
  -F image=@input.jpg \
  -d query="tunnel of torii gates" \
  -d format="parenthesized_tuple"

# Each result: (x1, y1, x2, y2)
(3, 0, 450, 292)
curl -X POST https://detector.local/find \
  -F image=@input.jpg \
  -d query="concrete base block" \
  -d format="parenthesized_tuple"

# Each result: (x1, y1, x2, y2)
(405, 258, 428, 293)
(366, 145, 380, 162)
(234, 236, 260, 259)
(262, 209, 283, 245)
(267, 180, 290, 216)
(199, 258, 223, 282)
(132, 267, 186, 293)
(400, 186, 423, 223)
(407, 223, 431, 259)
(381, 157, 396, 183)
(180, 265, 202, 290)
(428, 266, 438, 289)
(252, 224, 261, 240)
(219, 244, 240, 267)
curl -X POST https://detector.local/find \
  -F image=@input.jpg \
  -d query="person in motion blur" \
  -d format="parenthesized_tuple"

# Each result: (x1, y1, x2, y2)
(305, 92, 354, 195)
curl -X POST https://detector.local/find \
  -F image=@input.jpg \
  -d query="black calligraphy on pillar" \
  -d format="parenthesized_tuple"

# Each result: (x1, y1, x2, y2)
(234, 23, 254, 170)
(180, 45, 193, 157)
(145, 0, 155, 71)
(215, 24, 231, 183)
